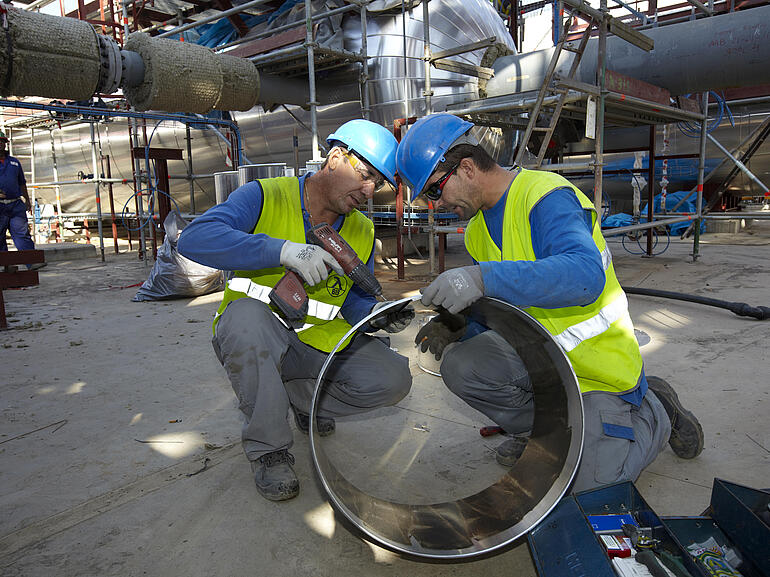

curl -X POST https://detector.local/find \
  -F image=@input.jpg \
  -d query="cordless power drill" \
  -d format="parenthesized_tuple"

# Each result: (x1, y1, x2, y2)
(270, 223, 384, 327)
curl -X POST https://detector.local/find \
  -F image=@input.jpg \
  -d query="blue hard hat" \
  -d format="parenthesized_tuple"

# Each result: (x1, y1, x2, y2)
(396, 114, 475, 201)
(326, 119, 398, 186)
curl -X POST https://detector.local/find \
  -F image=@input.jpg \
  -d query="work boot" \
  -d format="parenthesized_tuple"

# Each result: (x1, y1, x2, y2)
(495, 435, 529, 467)
(647, 376, 704, 459)
(251, 450, 299, 501)
(291, 406, 335, 437)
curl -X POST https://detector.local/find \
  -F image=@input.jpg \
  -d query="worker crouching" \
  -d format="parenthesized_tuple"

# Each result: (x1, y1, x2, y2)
(398, 114, 704, 492)
(178, 119, 414, 501)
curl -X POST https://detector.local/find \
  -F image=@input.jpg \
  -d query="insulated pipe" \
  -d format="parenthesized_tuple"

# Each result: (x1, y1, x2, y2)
(0, 7, 261, 114)
(310, 296, 584, 559)
(485, 7, 770, 99)
(122, 32, 259, 113)
(0, 7, 102, 101)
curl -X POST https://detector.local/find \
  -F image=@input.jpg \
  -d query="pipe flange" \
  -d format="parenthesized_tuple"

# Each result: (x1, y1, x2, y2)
(120, 49, 145, 89)
(96, 34, 122, 94)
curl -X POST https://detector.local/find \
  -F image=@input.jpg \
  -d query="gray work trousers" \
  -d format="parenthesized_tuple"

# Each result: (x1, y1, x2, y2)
(212, 298, 412, 462)
(439, 330, 671, 492)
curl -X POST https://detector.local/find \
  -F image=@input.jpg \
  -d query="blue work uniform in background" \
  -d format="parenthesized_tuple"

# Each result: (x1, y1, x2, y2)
(0, 154, 34, 252)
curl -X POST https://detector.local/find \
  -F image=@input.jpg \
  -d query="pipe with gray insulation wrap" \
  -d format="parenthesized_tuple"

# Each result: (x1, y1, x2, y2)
(123, 32, 259, 113)
(0, 7, 259, 113)
(0, 7, 102, 101)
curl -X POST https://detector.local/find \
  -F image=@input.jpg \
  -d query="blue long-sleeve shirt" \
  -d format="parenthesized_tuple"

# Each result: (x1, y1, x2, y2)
(477, 187, 605, 308)
(472, 185, 645, 405)
(177, 174, 377, 326)
(0, 155, 27, 199)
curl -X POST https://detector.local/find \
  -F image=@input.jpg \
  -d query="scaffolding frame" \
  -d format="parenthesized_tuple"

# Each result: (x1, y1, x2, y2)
(439, 0, 713, 260)
(12, 0, 767, 271)
(0, 99, 243, 263)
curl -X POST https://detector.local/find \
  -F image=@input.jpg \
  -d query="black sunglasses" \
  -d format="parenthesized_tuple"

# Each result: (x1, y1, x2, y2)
(423, 163, 459, 201)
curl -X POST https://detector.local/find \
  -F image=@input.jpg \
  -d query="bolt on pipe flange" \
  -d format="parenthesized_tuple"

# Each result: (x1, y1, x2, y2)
(309, 295, 584, 559)
(96, 35, 123, 94)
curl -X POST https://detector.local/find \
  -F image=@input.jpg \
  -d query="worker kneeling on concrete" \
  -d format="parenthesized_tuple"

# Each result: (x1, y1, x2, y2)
(178, 120, 414, 501)
(397, 114, 703, 492)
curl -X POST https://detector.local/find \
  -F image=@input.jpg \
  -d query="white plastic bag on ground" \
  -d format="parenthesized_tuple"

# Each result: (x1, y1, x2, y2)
(133, 212, 223, 301)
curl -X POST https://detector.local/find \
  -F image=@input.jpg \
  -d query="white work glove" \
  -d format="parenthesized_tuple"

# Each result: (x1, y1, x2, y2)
(420, 265, 485, 314)
(279, 240, 343, 286)
(369, 300, 415, 334)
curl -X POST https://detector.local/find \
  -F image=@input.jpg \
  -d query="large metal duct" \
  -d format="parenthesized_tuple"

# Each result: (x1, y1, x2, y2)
(237, 162, 286, 186)
(213, 170, 239, 204)
(231, 0, 516, 169)
(310, 296, 584, 559)
(485, 6, 770, 99)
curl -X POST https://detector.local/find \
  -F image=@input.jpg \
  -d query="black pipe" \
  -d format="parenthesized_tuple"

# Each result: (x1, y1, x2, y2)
(623, 286, 770, 320)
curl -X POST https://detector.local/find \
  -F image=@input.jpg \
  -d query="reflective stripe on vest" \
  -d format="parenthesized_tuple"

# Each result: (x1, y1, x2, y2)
(213, 176, 375, 353)
(226, 277, 340, 328)
(552, 292, 628, 352)
(600, 245, 612, 271)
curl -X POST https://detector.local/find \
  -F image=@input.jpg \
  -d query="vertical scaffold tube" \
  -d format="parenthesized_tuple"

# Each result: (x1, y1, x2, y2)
(90, 122, 105, 262)
(305, 0, 320, 160)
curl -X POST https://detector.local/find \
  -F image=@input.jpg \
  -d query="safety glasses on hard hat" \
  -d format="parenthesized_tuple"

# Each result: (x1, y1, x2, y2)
(422, 163, 459, 201)
(344, 150, 386, 192)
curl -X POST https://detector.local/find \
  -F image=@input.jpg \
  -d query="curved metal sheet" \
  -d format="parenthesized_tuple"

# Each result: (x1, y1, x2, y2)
(309, 295, 584, 559)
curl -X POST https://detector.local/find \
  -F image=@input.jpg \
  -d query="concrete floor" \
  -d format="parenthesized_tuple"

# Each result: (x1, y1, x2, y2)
(1, 224, 768, 576)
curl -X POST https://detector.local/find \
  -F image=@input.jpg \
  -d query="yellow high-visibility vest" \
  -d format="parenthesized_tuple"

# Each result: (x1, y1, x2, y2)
(214, 177, 374, 353)
(465, 168, 643, 394)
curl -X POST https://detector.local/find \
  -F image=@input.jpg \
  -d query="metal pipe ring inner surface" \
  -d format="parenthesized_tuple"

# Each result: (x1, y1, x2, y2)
(310, 296, 584, 559)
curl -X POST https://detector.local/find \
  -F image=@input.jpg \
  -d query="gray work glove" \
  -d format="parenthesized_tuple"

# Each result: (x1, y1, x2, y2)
(369, 300, 415, 333)
(279, 240, 344, 286)
(420, 265, 484, 314)
(414, 308, 466, 360)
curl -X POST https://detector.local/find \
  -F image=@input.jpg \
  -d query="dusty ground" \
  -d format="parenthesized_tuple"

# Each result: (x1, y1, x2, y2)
(1, 224, 768, 576)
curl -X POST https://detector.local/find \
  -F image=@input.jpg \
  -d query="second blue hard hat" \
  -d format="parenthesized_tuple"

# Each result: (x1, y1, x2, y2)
(396, 114, 475, 201)
(327, 119, 398, 186)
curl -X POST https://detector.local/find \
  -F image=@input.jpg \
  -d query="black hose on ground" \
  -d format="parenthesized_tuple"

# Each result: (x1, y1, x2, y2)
(623, 286, 770, 320)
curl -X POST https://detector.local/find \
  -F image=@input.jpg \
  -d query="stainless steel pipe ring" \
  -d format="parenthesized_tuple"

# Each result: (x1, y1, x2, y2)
(309, 296, 584, 559)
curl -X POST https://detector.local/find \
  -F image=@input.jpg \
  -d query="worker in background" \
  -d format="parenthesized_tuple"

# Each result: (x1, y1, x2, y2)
(0, 131, 45, 270)
(178, 119, 414, 502)
(397, 113, 703, 492)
